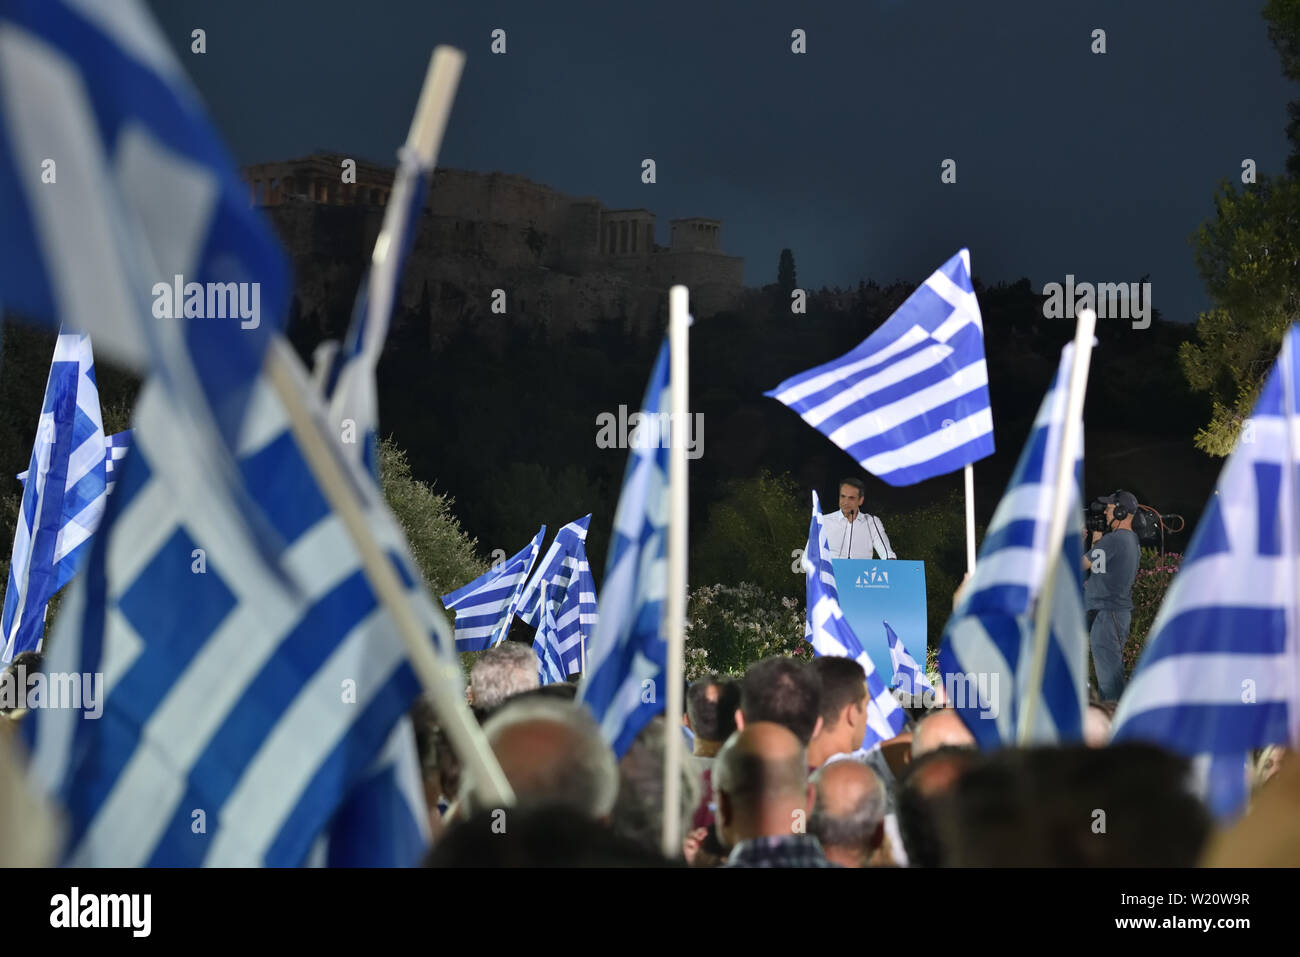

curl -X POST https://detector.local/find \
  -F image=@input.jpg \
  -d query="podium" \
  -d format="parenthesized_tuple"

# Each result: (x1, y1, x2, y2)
(831, 559, 928, 685)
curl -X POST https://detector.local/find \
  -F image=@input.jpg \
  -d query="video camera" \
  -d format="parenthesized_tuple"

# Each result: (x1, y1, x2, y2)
(1084, 494, 1184, 551)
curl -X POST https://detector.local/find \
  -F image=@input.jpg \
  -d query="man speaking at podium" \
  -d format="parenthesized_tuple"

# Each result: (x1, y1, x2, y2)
(823, 478, 895, 560)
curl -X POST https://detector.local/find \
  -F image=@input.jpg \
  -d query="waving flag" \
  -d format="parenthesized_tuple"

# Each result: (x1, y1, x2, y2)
(766, 249, 993, 486)
(103, 430, 132, 494)
(442, 527, 545, 651)
(13, 0, 435, 866)
(518, 515, 597, 679)
(2, 334, 106, 663)
(1113, 325, 1300, 818)
(885, 620, 937, 701)
(323, 145, 432, 477)
(579, 343, 671, 757)
(803, 492, 906, 749)
(938, 343, 1089, 747)
(19, 430, 130, 494)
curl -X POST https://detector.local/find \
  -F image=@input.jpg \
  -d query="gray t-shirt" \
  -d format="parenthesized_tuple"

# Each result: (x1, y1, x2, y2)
(1084, 528, 1139, 611)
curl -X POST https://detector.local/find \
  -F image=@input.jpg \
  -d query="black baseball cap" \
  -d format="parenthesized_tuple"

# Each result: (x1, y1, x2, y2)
(1100, 490, 1138, 513)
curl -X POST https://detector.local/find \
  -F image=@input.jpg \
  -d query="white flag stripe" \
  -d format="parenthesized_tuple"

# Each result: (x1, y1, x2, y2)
(860, 407, 994, 475)
(827, 359, 989, 447)
(805, 343, 955, 428)
(773, 326, 933, 406)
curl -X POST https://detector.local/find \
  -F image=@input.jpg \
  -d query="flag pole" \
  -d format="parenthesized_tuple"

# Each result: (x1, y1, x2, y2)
(1017, 308, 1096, 745)
(1280, 330, 1300, 749)
(662, 286, 690, 858)
(266, 337, 515, 808)
(963, 464, 977, 576)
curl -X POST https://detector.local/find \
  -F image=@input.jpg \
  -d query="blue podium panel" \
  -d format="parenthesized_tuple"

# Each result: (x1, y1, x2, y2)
(831, 560, 928, 685)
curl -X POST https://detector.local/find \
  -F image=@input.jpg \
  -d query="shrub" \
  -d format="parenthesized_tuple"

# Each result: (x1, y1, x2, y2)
(1123, 549, 1183, 677)
(684, 582, 809, 680)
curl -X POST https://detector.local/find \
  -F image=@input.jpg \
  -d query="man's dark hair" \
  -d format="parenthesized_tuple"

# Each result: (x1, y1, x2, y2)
(811, 656, 867, 725)
(938, 743, 1211, 867)
(896, 746, 979, 867)
(426, 803, 678, 867)
(0, 650, 43, 715)
(739, 656, 822, 745)
(839, 477, 865, 497)
(686, 676, 740, 742)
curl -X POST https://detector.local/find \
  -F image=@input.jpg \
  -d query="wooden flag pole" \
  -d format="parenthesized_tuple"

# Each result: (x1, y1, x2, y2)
(1017, 308, 1096, 745)
(662, 286, 690, 858)
(266, 337, 515, 808)
(963, 463, 977, 577)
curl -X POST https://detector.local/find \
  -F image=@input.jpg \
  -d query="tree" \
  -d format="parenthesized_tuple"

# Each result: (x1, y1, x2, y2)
(1180, 1, 1300, 455)
(1180, 177, 1300, 455)
(377, 437, 488, 597)
(777, 248, 797, 295)
(1265, 0, 1300, 174)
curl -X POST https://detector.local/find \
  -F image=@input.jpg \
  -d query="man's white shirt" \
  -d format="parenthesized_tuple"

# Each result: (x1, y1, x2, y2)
(823, 510, 895, 560)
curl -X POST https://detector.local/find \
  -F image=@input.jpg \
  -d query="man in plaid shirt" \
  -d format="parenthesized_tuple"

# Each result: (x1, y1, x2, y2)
(716, 722, 837, 868)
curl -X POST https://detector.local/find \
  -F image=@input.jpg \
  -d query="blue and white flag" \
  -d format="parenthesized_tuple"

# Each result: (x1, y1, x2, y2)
(2, 334, 106, 663)
(885, 620, 937, 699)
(579, 343, 671, 758)
(803, 492, 907, 749)
(19, 430, 130, 494)
(104, 430, 132, 495)
(1112, 325, 1300, 818)
(938, 343, 1089, 748)
(323, 144, 431, 477)
(442, 527, 545, 652)
(13, 0, 434, 866)
(518, 515, 597, 679)
(766, 249, 993, 486)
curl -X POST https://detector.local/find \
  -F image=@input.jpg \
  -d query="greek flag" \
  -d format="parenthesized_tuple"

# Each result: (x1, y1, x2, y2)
(579, 342, 670, 758)
(441, 527, 545, 651)
(2, 334, 106, 664)
(104, 430, 132, 494)
(766, 249, 994, 486)
(517, 515, 597, 679)
(322, 146, 430, 477)
(13, 0, 433, 866)
(803, 492, 906, 749)
(18, 430, 130, 494)
(885, 620, 936, 699)
(1112, 325, 1300, 818)
(938, 343, 1089, 748)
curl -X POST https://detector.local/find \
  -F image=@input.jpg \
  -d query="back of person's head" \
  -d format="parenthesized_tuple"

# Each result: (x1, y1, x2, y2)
(811, 656, 867, 729)
(427, 803, 677, 867)
(938, 743, 1212, 867)
(739, 656, 822, 745)
(809, 759, 887, 864)
(513, 681, 579, 703)
(465, 696, 618, 820)
(910, 706, 976, 758)
(897, 746, 979, 867)
(686, 676, 740, 743)
(714, 722, 811, 845)
(610, 716, 699, 853)
(469, 641, 540, 710)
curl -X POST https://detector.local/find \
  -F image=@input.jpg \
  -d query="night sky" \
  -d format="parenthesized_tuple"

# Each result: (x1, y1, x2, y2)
(150, 0, 1295, 326)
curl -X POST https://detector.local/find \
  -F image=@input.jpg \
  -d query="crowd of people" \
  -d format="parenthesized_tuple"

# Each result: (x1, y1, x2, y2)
(0, 643, 1293, 867)
(413, 643, 1296, 867)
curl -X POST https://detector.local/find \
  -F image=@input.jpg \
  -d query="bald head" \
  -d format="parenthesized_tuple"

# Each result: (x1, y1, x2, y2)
(714, 722, 813, 846)
(809, 760, 887, 865)
(468, 698, 618, 820)
(912, 708, 976, 759)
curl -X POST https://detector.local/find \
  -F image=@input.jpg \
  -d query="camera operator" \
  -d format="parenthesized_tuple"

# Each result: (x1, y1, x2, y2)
(1082, 490, 1141, 701)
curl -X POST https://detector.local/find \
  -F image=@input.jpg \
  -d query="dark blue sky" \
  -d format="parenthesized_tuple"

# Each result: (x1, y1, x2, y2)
(151, 0, 1295, 324)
